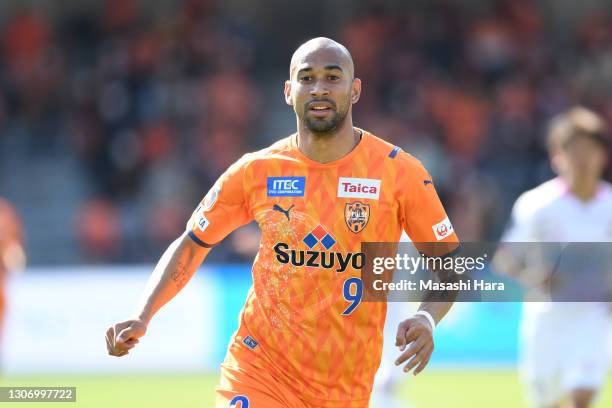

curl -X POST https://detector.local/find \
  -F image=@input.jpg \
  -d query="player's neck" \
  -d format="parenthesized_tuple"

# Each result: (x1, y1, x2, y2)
(296, 119, 361, 164)
(563, 175, 599, 202)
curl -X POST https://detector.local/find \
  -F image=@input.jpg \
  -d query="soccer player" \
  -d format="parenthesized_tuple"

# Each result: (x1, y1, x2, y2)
(496, 107, 612, 408)
(106, 37, 460, 407)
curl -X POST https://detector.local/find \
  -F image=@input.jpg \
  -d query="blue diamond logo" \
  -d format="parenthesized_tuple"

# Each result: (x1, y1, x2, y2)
(303, 233, 318, 249)
(320, 234, 336, 250)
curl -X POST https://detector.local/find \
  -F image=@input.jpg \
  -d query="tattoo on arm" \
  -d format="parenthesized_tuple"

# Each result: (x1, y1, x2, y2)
(170, 262, 189, 289)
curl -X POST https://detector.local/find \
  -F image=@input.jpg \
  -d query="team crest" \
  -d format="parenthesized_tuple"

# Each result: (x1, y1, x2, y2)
(345, 202, 370, 233)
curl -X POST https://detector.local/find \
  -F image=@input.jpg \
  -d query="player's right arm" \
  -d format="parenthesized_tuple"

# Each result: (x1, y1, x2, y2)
(106, 154, 253, 357)
(106, 233, 210, 357)
(394, 156, 460, 375)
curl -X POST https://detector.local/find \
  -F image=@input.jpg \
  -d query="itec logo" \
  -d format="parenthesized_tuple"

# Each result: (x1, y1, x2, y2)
(274, 224, 365, 272)
(432, 216, 454, 241)
(337, 177, 381, 200)
(267, 177, 305, 197)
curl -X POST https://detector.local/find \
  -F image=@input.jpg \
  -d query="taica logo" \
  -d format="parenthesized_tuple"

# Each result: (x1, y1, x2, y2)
(337, 177, 380, 200)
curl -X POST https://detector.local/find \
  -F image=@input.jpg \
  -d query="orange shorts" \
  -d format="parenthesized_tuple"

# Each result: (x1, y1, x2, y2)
(215, 329, 307, 408)
(214, 327, 370, 408)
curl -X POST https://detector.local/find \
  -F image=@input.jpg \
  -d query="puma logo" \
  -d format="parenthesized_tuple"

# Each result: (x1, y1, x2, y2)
(273, 204, 294, 221)
(423, 179, 433, 186)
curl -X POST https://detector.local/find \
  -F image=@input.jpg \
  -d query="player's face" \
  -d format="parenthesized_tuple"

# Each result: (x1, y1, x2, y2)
(555, 136, 608, 180)
(285, 49, 360, 134)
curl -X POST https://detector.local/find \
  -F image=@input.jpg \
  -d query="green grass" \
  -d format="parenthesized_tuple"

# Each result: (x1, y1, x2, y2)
(400, 369, 599, 408)
(1, 371, 611, 407)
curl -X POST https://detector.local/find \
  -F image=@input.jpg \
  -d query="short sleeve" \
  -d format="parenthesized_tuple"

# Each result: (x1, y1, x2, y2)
(186, 156, 253, 247)
(399, 159, 460, 257)
(501, 193, 535, 242)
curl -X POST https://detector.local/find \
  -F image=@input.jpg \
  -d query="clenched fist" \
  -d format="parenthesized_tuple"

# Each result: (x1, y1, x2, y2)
(106, 319, 147, 357)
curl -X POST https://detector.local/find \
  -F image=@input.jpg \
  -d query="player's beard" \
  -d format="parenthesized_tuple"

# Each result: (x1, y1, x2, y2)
(300, 98, 349, 136)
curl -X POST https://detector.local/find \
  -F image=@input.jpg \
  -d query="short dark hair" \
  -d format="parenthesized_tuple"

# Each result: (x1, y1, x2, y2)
(547, 106, 610, 151)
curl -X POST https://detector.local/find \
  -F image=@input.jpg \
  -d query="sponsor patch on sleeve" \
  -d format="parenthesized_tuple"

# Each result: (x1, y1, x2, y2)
(203, 183, 220, 211)
(196, 213, 210, 232)
(432, 216, 454, 241)
(242, 335, 258, 350)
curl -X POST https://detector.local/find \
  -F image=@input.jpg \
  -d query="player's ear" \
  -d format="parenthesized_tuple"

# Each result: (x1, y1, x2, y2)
(284, 80, 293, 106)
(549, 151, 562, 175)
(350, 78, 361, 104)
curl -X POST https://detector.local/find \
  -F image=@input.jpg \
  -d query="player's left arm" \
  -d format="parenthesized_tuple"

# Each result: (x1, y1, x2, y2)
(395, 157, 460, 375)
(394, 268, 459, 375)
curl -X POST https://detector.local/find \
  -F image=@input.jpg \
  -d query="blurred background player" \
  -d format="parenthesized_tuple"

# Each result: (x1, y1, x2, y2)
(496, 106, 612, 408)
(0, 198, 25, 360)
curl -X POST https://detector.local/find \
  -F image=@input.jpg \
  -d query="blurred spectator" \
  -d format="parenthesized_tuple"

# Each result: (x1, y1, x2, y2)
(76, 199, 122, 261)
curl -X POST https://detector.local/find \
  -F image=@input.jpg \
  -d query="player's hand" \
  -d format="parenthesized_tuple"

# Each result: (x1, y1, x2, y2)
(394, 315, 434, 375)
(106, 319, 147, 357)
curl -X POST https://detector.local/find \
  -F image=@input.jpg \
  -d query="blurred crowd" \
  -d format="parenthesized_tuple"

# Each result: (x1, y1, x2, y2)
(1, 0, 612, 263)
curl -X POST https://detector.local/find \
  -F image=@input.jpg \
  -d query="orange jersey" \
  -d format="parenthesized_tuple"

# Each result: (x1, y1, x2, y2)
(187, 129, 459, 407)
(0, 198, 23, 333)
(0, 198, 23, 277)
